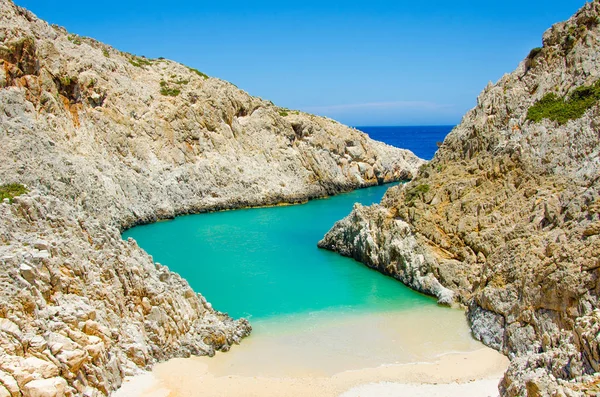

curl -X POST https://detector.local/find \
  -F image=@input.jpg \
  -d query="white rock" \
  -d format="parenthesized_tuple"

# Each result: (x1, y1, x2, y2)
(22, 377, 67, 397)
(33, 240, 50, 251)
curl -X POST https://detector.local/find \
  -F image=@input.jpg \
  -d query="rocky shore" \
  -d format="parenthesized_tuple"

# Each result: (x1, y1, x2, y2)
(0, 1, 422, 396)
(320, 3, 600, 396)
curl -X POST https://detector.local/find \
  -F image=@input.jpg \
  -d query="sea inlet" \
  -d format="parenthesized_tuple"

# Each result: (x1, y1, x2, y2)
(122, 183, 487, 377)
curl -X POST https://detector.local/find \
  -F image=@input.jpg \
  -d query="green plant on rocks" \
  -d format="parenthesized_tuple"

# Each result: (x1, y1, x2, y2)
(159, 80, 181, 97)
(526, 80, 600, 125)
(187, 67, 209, 80)
(67, 34, 81, 45)
(0, 183, 28, 203)
(129, 56, 152, 68)
(405, 184, 430, 202)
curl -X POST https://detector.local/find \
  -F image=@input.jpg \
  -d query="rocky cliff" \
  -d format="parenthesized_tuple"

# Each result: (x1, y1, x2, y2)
(0, 1, 423, 396)
(320, 2, 600, 396)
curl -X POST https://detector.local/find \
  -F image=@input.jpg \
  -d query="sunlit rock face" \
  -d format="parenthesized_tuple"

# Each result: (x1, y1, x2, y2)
(0, 0, 423, 395)
(320, 3, 600, 395)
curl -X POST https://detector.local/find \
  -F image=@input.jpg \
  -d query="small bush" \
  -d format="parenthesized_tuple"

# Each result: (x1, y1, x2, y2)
(279, 110, 289, 117)
(159, 81, 180, 96)
(0, 183, 28, 203)
(129, 57, 152, 68)
(160, 87, 180, 97)
(187, 67, 209, 80)
(67, 34, 81, 45)
(526, 80, 600, 124)
(524, 47, 544, 72)
(102, 48, 110, 57)
(527, 47, 543, 60)
(405, 184, 430, 202)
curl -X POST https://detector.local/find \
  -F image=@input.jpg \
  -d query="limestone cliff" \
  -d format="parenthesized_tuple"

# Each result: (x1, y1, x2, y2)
(0, 1, 423, 396)
(320, 3, 600, 396)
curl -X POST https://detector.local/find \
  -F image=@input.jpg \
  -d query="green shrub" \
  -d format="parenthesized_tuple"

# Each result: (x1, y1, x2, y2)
(159, 80, 180, 96)
(102, 48, 110, 57)
(187, 67, 209, 80)
(526, 80, 600, 124)
(0, 183, 28, 203)
(279, 110, 289, 117)
(405, 184, 430, 202)
(129, 57, 152, 68)
(160, 87, 181, 96)
(67, 34, 81, 45)
(527, 47, 543, 60)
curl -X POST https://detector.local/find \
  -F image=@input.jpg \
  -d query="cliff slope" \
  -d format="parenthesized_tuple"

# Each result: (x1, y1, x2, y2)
(320, 2, 600, 396)
(0, 1, 423, 396)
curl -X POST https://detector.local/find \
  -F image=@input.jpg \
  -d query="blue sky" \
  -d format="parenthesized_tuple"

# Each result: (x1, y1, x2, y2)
(15, 0, 586, 126)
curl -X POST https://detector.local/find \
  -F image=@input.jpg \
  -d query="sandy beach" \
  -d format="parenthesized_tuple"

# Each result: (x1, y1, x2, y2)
(114, 309, 509, 397)
(115, 348, 508, 397)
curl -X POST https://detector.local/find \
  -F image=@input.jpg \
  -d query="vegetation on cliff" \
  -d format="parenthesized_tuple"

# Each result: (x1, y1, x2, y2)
(0, 183, 28, 203)
(526, 80, 600, 124)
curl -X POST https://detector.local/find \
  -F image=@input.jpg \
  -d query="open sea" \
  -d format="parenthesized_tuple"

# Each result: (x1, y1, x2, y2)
(358, 125, 454, 160)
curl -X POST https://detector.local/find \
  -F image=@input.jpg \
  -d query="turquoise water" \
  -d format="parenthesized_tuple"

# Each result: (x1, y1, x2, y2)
(122, 184, 437, 320)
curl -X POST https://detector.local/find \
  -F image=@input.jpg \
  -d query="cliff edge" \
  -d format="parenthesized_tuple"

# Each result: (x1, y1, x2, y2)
(0, 0, 423, 396)
(320, 2, 600, 396)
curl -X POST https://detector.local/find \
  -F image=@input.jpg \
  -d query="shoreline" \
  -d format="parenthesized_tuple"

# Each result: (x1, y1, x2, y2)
(115, 348, 508, 397)
(118, 179, 407, 232)
(114, 309, 509, 397)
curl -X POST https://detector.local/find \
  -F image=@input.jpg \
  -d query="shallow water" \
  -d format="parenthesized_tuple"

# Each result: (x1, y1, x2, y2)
(205, 308, 483, 377)
(123, 184, 485, 376)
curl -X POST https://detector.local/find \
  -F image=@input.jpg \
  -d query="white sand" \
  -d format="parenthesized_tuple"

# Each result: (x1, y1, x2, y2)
(114, 309, 509, 397)
(340, 378, 502, 397)
(200, 308, 489, 377)
(115, 348, 507, 397)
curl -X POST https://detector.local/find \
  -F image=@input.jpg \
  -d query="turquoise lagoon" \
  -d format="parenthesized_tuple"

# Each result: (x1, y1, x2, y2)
(122, 184, 436, 320)
(123, 184, 483, 375)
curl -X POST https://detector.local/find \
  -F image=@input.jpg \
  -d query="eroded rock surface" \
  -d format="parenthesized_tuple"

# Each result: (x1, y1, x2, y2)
(0, 0, 423, 395)
(320, 3, 600, 395)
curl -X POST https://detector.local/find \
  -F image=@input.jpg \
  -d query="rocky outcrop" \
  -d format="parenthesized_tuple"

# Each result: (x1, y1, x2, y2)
(0, 194, 250, 396)
(320, 3, 600, 396)
(0, 0, 423, 396)
(0, 0, 421, 231)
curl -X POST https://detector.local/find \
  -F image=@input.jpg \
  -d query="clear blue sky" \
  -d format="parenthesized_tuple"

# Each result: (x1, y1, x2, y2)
(14, 0, 586, 126)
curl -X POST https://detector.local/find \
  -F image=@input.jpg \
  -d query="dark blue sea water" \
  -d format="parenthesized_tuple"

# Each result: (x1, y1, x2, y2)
(357, 125, 454, 160)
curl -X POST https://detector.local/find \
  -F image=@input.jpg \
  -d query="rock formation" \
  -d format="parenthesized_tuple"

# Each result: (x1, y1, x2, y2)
(0, 0, 422, 396)
(320, 2, 600, 396)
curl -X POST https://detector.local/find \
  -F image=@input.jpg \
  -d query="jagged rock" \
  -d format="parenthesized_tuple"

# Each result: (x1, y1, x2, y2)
(321, 2, 600, 395)
(0, 0, 423, 395)
(318, 203, 455, 305)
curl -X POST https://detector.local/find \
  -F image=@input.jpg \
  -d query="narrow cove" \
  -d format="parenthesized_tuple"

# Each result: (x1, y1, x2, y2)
(121, 184, 492, 378)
